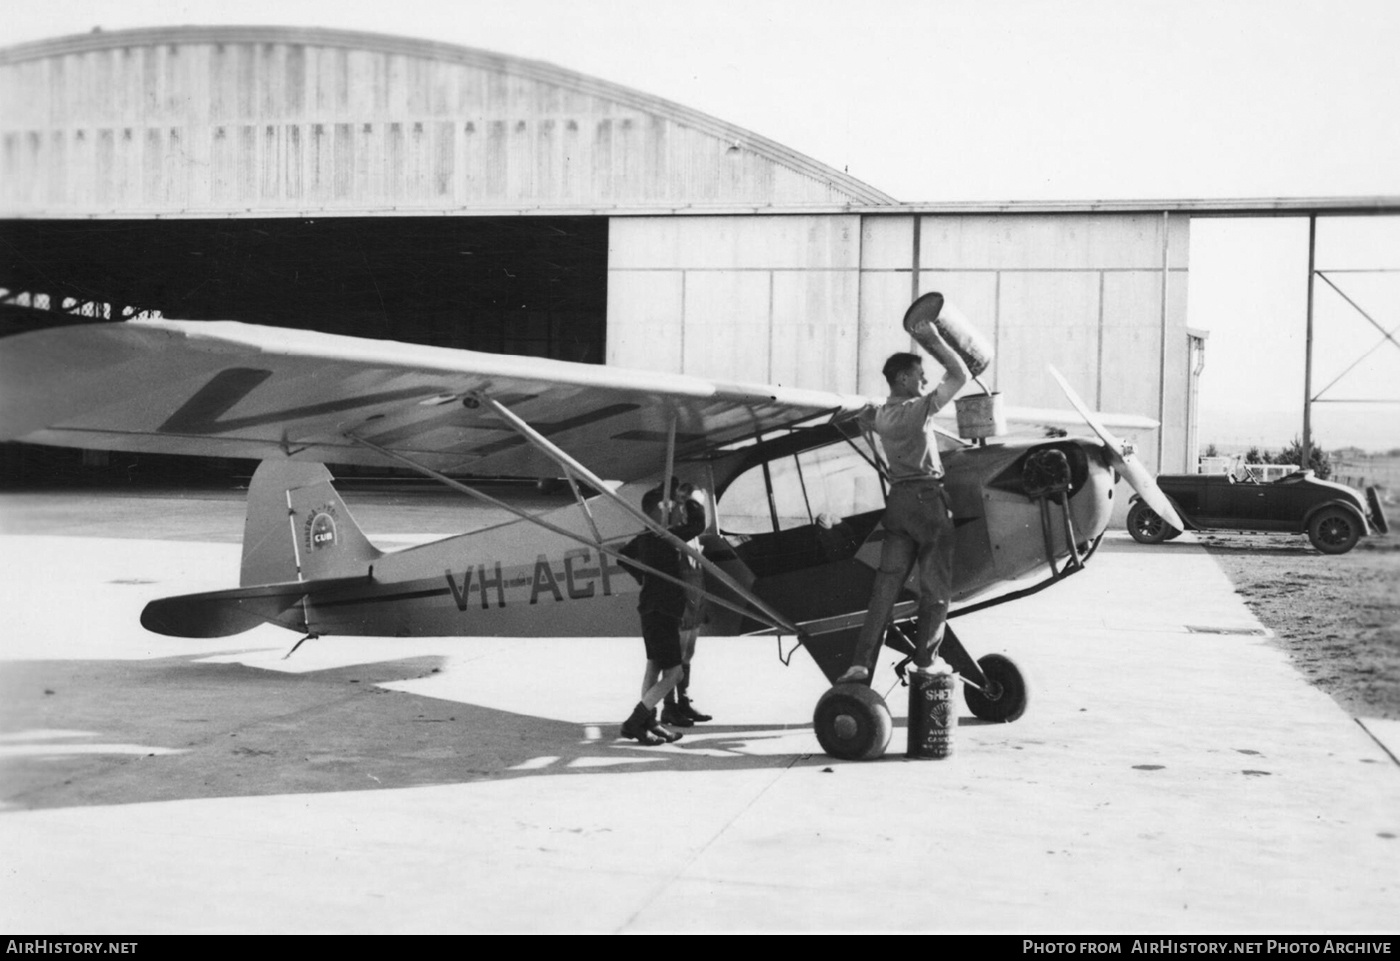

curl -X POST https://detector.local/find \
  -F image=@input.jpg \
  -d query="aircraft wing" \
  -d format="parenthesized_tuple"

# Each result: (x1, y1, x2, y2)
(0, 319, 871, 481)
(974, 404, 1161, 434)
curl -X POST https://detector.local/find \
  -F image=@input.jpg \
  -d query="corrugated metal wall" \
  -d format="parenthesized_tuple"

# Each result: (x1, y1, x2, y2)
(609, 212, 1192, 479)
(0, 27, 891, 217)
(608, 216, 863, 393)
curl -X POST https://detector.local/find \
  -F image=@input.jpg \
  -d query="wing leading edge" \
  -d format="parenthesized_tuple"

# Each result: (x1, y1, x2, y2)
(0, 319, 870, 482)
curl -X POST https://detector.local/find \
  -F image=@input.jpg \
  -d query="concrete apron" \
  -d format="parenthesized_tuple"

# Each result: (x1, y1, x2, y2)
(0, 531, 1396, 933)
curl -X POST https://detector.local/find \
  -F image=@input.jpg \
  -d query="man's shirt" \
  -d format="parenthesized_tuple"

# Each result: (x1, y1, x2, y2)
(872, 379, 960, 482)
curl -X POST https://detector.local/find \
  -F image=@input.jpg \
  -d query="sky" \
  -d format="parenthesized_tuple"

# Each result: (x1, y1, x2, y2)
(5, 0, 1400, 451)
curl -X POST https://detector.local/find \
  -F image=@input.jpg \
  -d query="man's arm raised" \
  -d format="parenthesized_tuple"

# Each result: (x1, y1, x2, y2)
(916, 323, 969, 411)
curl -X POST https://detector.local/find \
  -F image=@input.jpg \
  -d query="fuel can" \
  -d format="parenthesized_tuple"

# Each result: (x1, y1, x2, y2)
(906, 669, 957, 760)
(954, 391, 1006, 439)
(902, 292, 994, 379)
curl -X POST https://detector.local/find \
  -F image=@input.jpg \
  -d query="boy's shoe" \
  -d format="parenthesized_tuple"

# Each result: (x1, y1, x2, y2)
(648, 707, 683, 742)
(660, 700, 695, 727)
(835, 665, 870, 684)
(677, 696, 712, 723)
(621, 703, 665, 745)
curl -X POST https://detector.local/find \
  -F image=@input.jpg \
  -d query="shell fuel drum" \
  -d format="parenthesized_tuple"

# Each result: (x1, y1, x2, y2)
(906, 670, 957, 759)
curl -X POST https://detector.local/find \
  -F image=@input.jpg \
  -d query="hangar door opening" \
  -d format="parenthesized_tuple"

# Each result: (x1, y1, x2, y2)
(0, 216, 609, 362)
(0, 215, 609, 483)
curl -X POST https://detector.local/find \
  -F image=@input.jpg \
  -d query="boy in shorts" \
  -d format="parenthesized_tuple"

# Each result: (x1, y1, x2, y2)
(617, 482, 708, 745)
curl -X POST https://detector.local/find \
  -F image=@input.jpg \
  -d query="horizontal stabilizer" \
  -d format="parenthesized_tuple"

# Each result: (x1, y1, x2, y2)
(140, 575, 373, 638)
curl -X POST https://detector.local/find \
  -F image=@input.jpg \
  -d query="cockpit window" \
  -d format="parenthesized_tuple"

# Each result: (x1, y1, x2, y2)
(718, 436, 885, 535)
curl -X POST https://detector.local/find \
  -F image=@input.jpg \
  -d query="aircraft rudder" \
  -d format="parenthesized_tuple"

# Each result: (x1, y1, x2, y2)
(240, 459, 381, 586)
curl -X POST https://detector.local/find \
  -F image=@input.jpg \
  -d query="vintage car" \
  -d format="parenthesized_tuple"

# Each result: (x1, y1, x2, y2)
(1126, 469, 1390, 554)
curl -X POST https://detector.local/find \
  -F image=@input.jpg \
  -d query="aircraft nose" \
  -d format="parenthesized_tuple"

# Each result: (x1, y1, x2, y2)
(1048, 365, 1184, 533)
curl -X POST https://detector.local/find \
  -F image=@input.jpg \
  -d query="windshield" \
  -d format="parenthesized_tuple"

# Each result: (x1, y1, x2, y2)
(718, 437, 885, 535)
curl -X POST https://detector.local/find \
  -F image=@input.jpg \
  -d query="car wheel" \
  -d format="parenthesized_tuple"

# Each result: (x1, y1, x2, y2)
(964, 653, 1029, 723)
(814, 684, 892, 760)
(1127, 501, 1172, 544)
(1307, 507, 1361, 555)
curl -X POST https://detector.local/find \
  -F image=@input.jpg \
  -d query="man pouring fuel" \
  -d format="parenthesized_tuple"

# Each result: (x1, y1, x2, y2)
(837, 292, 988, 684)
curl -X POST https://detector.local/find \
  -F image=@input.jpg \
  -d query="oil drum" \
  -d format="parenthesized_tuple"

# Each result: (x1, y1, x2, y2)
(906, 669, 957, 759)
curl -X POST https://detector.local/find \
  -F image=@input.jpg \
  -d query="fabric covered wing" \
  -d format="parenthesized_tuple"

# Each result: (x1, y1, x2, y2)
(0, 319, 867, 481)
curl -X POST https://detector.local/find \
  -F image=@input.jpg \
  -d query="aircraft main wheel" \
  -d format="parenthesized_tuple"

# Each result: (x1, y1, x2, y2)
(964, 653, 1029, 723)
(814, 684, 892, 761)
(1308, 507, 1361, 555)
(1127, 501, 1174, 544)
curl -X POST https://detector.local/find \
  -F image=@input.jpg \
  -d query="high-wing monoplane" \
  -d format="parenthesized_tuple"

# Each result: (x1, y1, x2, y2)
(0, 309, 1182, 760)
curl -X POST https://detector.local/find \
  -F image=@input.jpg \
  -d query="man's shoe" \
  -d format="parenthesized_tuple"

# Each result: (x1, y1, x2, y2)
(621, 703, 665, 745)
(649, 708, 683, 742)
(660, 700, 695, 727)
(836, 665, 870, 684)
(677, 696, 712, 723)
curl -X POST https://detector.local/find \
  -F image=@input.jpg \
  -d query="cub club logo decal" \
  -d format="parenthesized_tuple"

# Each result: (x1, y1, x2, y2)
(303, 503, 339, 552)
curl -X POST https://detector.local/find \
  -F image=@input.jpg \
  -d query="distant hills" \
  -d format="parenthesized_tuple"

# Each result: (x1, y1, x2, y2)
(1200, 406, 1400, 455)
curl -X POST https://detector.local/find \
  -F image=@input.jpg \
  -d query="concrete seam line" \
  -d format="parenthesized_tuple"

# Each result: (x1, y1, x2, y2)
(614, 752, 807, 933)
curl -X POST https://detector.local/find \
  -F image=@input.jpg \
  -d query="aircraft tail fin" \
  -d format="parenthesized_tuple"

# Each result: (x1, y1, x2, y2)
(240, 459, 382, 587)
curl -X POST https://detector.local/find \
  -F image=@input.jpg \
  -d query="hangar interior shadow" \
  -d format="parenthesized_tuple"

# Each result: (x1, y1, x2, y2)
(0, 653, 934, 811)
(0, 216, 609, 485)
(1, 216, 609, 359)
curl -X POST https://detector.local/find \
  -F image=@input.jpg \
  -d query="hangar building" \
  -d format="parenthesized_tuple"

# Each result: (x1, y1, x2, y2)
(1, 25, 1199, 488)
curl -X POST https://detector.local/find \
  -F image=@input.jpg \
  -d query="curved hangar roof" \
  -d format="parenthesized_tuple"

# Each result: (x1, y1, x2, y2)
(0, 26, 894, 218)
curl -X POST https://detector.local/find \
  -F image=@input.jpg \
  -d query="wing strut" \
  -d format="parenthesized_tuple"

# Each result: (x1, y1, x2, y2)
(345, 430, 802, 640)
(474, 393, 805, 638)
(662, 412, 677, 515)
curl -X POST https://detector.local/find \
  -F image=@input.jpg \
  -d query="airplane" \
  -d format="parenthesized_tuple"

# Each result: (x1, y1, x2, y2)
(0, 300, 1185, 761)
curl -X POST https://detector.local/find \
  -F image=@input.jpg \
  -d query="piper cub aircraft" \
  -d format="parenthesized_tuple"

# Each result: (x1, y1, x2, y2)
(0, 305, 1182, 760)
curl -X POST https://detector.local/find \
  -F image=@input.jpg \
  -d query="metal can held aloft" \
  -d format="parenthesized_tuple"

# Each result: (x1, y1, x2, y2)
(907, 669, 957, 760)
(902, 292, 994, 379)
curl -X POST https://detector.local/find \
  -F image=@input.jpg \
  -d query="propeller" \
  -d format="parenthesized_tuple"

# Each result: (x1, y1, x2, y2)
(1047, 366, 1187, 533)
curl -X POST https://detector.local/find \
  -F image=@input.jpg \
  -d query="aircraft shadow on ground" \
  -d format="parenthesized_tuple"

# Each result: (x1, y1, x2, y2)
(0, 654, 963, 810)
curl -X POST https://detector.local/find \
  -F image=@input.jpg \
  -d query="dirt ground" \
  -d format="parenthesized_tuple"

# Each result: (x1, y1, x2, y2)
(1200, 499, 1400, 721)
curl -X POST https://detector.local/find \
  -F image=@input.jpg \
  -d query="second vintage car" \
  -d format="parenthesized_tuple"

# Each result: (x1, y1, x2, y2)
(1126, 468, 1389, 554)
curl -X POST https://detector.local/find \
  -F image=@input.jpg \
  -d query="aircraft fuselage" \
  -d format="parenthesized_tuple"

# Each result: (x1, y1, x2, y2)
(269, 434, 1115, 641)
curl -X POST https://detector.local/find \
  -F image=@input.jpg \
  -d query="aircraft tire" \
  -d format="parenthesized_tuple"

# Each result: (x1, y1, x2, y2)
(814, 684, 892, 761)
(1127, 501, 1173, 544)
(964, 653, 1029, 723)
(1307, 507, 1361, 555)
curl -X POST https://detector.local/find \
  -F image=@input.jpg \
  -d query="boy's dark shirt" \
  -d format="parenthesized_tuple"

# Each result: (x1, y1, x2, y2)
(618, 498, 707, 618)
